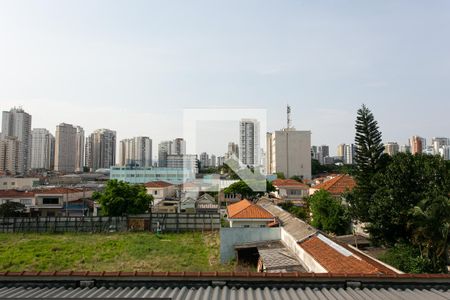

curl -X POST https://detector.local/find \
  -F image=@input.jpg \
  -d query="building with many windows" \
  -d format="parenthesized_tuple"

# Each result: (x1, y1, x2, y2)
(86, 129, 116, 171)
(266, 129, 311, 180)
(110, 166, 194, 184)
(54, 123, 78, 173)
(0, 136, 20, 175)
(239, 119, 260, 166)
(30, 128, 54, 170)
(119, 136, 152, 167)
(1, 107, 32, 174)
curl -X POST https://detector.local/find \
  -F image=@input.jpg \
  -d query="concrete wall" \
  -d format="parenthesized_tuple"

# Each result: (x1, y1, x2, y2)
(220, 227, 281, 263)
(280, 228, 327, 273)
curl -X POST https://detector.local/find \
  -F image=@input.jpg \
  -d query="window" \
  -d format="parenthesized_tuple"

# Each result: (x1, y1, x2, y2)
(259, 224, 266, 228)
(154, 190, 158, 195)
(11, 182, 15, 186)
(42, 197, 59, 205)
(243, 225, 250, 228)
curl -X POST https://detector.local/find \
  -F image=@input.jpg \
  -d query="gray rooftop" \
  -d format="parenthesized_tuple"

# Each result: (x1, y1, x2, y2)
(0, 285, 449, 300)
(257, 198, 317, 242)
(257, 241, 306, 273)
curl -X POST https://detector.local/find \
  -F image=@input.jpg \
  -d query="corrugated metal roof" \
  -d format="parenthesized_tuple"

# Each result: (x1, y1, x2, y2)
(0, 285, 449, 299)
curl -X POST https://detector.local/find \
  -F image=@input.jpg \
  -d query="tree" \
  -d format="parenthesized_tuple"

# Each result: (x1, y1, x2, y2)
(349, 104, 386, 221)
(309, 190, 350, 235)
(0, 202, 26, 217)
(93, 180, 153, 216)
(289, 175, 303, 182)
(408, 194, 450, 273)
(223, 180, 275, 199)
(379, 243, 433, 274)
(275, 172, 286, 179)
(279, 201, 308, 220)
(366, 153, 450, 246)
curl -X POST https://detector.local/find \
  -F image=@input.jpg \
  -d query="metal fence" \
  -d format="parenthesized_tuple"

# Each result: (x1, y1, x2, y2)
(0, 213, 220, 233)
(129, 213, 221, 232)
(0, 216, 128, 233)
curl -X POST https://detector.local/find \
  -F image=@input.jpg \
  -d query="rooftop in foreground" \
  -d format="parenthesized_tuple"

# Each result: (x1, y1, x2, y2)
(0, 272, 449, 300)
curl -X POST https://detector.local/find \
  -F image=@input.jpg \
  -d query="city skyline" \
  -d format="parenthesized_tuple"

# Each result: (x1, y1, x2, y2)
(1, 1, 449, 156)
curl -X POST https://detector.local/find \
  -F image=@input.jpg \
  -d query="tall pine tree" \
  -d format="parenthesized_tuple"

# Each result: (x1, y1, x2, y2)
(349, 104, 385, 221)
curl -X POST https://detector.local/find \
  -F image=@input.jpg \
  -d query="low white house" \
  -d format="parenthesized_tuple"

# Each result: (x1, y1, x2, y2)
(226, 199, 275, 228)
(144, 181, 176, 205)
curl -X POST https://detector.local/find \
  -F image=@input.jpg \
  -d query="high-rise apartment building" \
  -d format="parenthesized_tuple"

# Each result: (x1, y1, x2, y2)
(439, 146, 450, 160)
(226, 142, 239, 159)
(54, 123, 77, 173)
(336, 144, 346, 161)
(317, 145, 330, 165)
(266, 129, 312, 180)
(75, 126, 85, 172)
(86, 129, 116, 171)
(410, 136, 426, 154)
(1, 107, 32, 174)
(119, 137, 152, 167)
(167, 154, 198, 174)
(210, 154, 217, 167)
(0, 136, 20, 175)
(239, 119, 260, 166)
(158, 140, 173, 167)
(344, 144, 356, 165)
(171, 138, 186, 155)
(199, 152, 209, 169)
(384, 142, 400, 156)
(432, 137, 449, 155)
(30, 128, 54, 170)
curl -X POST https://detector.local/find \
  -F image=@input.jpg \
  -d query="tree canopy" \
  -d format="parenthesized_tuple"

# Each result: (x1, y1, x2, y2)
(0, 202, 26, 217)
(309, 190, 351, 235)
(223, 180, 275, 199)
(93, 180, 153, 216)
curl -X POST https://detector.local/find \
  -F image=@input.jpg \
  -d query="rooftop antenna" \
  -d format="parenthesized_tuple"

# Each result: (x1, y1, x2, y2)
(287, 104, 292, 130)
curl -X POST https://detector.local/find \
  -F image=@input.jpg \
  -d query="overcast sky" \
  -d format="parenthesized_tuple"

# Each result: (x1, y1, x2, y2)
(1, 1, 449, 156)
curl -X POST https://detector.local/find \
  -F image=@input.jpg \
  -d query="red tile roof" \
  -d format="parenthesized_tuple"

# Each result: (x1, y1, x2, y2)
(0, 188, 83, 198)
(144, 181, 174, 188)
(312, 174, 356, 196)
(272, 179, 309, 189)
(299, 235, 387, 274)
(227, 199, 274, 220)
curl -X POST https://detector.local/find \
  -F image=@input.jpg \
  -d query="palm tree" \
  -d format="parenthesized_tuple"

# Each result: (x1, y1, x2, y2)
(408, 194, 450, 273)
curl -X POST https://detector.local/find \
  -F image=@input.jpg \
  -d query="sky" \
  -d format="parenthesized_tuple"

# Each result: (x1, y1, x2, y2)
(1, 0, 449, 156)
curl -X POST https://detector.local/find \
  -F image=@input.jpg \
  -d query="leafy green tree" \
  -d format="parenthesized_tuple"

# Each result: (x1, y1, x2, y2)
(349, 104, 387, 221)
(289, 175, 303, 182)
(379, 243, 433, 274)
(93, 180, 153, 216)
(366, 153, 450, 246)
(309, 190, 350, 235)
(279, 201, 308, 220)
(0, 202, 26, 217)
(275, 172, 286, 179)
(408, 194, 450, 273)
(223, 180, 275, 199)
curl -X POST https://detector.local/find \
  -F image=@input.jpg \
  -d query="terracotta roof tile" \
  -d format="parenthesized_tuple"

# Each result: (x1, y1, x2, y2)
(299, 235, 382, 274)
(272, 179, 309, 189)
(144, 181, 174, 188)
(312, 175, 356, 196)
(227, 199, 274, 220)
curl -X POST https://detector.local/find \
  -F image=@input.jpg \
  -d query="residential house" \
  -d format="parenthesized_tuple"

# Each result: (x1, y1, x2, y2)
(0, 188, 94, 216)
(180, 197, 196, 213)
(144, 181, 176, 206)
(227, 199, 275, 228)
(309, 174, 356, 198)
(271, 179, 309, 205)
(196, 193, 219, 213)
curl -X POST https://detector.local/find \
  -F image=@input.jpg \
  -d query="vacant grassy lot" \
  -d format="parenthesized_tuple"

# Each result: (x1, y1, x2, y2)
(0, 232, 232, 272)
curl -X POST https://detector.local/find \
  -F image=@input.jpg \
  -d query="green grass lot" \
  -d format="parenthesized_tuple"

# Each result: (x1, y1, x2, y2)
(0, 232, 233, 272)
